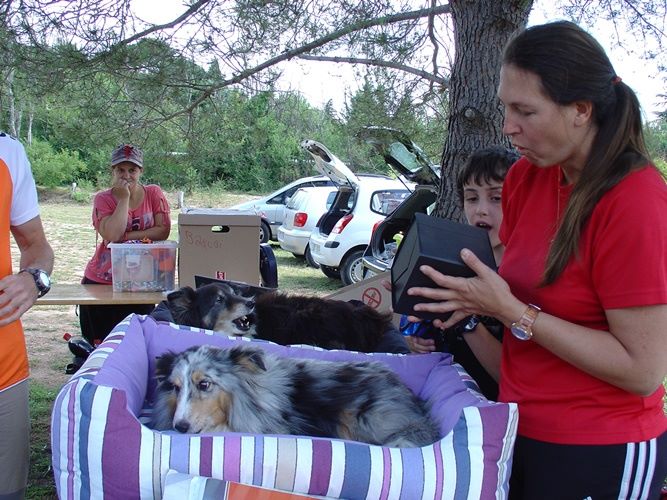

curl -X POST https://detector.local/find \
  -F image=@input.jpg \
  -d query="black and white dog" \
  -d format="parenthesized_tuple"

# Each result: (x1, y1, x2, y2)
(151, 344, 439, 447)
(154, 282, 405, 353)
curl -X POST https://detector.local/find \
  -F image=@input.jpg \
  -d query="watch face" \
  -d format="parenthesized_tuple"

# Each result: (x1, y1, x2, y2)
(462, 315, 480, 333)
(38, 271, 51, 287)
(510, 324, 531, 341)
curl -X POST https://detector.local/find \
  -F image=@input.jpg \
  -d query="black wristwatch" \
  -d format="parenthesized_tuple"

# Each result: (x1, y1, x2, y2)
(452, 315, 502, 336)
(20, 268, 51, 298)
(450, 315, 480, 336)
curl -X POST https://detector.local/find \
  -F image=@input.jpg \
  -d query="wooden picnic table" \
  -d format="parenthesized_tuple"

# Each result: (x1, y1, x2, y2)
(35, 283, 166, 306)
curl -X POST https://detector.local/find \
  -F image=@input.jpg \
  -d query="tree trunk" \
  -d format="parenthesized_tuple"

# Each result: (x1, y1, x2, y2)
(16, 107, 22, 138)
(6, 68, 18, 137)
(435, 0, 532, 221)
(27, 105, 33, 145)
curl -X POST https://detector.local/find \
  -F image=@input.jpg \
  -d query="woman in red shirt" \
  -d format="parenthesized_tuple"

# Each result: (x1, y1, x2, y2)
(408, 21, 667, 499)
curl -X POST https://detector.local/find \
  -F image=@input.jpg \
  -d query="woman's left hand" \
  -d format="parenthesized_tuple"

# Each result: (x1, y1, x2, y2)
(408, 248, 514, 328)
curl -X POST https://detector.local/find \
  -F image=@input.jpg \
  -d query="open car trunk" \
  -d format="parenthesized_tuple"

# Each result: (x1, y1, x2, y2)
(316, 186, 355, 236)
(356, 127, 441, 275)
(301, 139, 360, 238)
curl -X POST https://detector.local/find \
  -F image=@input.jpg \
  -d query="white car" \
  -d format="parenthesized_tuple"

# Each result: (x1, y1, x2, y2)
(301, 139, 412, 285)
(228, 175, 334, 243)
(277, 186, 337, 267)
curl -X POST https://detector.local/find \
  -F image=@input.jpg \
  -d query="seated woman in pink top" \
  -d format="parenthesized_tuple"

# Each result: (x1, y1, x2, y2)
(79, 143, 170, 345)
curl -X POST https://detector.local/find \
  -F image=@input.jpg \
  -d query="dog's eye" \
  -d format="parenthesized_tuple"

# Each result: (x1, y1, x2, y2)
(198, 380, 211, 391)
(215, 295, 224, 304)
(162, 381, 178, 393)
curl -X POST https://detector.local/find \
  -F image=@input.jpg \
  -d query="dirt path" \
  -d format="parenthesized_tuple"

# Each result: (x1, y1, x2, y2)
(23, 306, 80, 389)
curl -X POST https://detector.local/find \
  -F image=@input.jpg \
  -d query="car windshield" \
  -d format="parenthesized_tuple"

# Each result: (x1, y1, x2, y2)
(388, 142, 423, 174)
(286, 189, 309, 209)
(370, 190, 410, 215)
(326, 191, 337, 210)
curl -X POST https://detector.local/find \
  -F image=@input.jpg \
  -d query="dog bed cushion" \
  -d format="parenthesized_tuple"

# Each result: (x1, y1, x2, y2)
(52, 315, 518, 499)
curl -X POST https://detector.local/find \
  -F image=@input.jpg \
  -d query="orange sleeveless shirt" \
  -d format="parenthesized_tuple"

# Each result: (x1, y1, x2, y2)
(0, 159, 29, 390)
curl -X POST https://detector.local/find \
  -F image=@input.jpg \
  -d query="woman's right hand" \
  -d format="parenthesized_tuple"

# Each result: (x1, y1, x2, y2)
(111, 178, 131, 201)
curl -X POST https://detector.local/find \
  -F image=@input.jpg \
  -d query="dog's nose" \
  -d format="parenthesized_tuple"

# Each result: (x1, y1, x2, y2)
(174, 420, 190, 433)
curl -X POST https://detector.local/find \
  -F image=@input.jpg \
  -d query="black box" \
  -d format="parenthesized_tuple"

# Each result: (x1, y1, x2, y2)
(390, 212, 496, 321)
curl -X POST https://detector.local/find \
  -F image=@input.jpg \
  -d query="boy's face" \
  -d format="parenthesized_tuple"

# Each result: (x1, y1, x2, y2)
(462, 179, 503, 254)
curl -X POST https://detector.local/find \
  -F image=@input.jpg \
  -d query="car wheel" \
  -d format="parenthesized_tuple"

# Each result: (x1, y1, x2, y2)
(259, 220, 271, 244)
(304, 245, 320, 269)
(340, 249, 365, 286)
(320, 265, 340, 279)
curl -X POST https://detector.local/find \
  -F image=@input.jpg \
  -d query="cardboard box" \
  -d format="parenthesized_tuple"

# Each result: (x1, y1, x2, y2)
(390, 212, 496, 321)
(178, 209, 261, 288)
(109, 240, 177, 292)
(324, 271, 400, 327)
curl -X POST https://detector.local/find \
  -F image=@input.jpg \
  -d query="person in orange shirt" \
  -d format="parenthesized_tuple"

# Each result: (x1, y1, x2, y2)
(0, 132, 54, 499)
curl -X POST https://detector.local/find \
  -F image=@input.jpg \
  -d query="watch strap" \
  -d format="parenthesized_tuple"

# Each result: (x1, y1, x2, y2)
(511, 304, 541, 340)
(517, 304, 540, 329)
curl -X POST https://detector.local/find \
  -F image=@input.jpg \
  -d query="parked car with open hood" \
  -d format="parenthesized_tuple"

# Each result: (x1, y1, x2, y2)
(301, 139, 412, 285)
(356, 126, 441, 277)
(277, 186, 338, 267)
(228, 175, 334, 243)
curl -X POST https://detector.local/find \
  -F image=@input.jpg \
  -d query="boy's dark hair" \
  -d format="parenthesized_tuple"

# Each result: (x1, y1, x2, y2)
(456, 146, 519, 204)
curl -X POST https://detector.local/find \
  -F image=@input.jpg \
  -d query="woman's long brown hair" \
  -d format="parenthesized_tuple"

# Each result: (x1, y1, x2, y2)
(503, 21, 653, 285)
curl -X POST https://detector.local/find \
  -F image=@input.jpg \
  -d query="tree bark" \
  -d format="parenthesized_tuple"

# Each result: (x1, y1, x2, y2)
(6, 68, 17, 137)
(435, 0, 533, 221)
(27, 105, 33, 145)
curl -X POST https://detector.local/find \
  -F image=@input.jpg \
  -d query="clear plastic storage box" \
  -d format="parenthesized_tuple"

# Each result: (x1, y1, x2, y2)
(109, 240, 177, 292)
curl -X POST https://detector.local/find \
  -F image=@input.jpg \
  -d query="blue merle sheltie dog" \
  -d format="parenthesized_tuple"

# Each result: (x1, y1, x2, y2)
(151, 344, 440, 447)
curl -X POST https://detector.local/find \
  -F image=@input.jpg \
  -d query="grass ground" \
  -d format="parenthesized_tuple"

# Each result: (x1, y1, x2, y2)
(20, 190, 341, 498)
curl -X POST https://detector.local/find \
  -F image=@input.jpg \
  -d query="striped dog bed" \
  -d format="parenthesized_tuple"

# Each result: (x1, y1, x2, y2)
(52, 315, 518, 499)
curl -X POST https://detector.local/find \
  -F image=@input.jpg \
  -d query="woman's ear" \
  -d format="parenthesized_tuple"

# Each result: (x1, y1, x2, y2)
(573, 100, 594, 126)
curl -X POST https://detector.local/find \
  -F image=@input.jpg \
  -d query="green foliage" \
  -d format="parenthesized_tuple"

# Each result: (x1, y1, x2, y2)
(646, 116, 667, 163)
(70, 178, 94, 203)
(4, 37, 446, 193)
(654, 157, 667, 176)
(25, 139, 88, 187)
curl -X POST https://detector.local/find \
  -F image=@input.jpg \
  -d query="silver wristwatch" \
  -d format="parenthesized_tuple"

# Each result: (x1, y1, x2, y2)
(20, 268, 51, 298)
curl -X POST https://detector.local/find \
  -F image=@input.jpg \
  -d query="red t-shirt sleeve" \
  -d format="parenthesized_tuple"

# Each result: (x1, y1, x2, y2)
(588, 167, 667, 309)
(91, 190, 116, 230)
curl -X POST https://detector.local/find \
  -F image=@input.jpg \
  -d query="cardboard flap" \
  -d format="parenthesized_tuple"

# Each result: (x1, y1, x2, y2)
(178, 210, 261, 227)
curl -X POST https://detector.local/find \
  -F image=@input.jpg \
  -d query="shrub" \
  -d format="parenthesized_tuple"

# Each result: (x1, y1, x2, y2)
(26, 139, 88, 188)
(655, 157, 667, 176)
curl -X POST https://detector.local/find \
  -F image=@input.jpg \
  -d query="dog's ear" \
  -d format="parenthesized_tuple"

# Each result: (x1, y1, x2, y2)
(166, 286, 201, 326)
(155, 351, 177, 381)
(214, 282, 239, 296)
(228, 346, 267, 372)
(166, 286, 196, 302)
